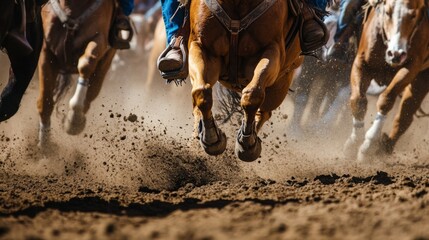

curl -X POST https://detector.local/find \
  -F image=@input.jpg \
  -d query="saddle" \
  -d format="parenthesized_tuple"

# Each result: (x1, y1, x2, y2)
(2, 0, 34, 56)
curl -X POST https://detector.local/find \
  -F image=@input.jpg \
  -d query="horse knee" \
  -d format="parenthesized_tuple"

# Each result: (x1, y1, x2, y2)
(241, 87, 265, 112)
(192, 85, 213, 113)
(377, 92, 397, 115)
(350, 94, 367, 119)
(78, 42, 99, 78)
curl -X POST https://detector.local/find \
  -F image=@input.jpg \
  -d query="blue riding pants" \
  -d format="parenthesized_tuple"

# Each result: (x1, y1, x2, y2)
(119, 0, 134, 16)
(161, 0, 185, 44)
(334, 0, 364, 41)
(307, 0, 328, 10)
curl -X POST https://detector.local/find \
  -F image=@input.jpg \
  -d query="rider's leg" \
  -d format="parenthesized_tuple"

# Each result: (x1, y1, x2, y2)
(3, 0, 33, 56)
(112, 0, 134, 49)
(328, 0, 363, 58)
(157, 0, 186, 73)
(300, 0, 329, 54)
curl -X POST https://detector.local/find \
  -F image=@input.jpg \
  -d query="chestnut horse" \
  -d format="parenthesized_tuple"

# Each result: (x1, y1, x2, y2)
(0, 0, 43, 122)
(189, 0, 304, 161)
(343, 0, 429, 161)
(38, 0, 116, 148)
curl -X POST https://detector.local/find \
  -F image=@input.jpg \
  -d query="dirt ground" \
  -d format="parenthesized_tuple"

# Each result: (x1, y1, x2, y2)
(0, 50, 428, 240)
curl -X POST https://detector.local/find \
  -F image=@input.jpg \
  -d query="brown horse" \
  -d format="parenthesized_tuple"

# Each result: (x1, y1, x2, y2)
(188, 0, 304, 161)
(0, 0, 44, 122)
(343, 0, 429, 162)
(37, 0, 116, 149)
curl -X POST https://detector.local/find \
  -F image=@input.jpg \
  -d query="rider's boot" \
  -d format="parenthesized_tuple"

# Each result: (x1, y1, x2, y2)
(3, 0, 33, 56)
(157, 6, 190, 82)
(110, 7, 133, 49)
(158, 36, 184, 73)
(300, 3, 329, 55)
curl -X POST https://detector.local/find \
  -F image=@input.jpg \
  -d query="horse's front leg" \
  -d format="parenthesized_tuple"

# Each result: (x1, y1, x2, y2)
(236, 44, 281, 162)
(381, 72, 429, 154)
(37, 44, 59, 149)
(343, 57, 372, 160)
(358, 64, 421, 161)
(189, 41, 226, 156)
(65, 40, 106, 135)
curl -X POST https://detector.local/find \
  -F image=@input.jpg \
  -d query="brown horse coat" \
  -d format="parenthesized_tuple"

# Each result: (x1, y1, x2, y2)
(37, 0, 116, 148)
(188, 0, 303, 161)
(344, 0, 429, 161)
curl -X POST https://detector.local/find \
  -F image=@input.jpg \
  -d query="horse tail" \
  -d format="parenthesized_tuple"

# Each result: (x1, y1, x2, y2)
(215, 85, 242, 124)
(53, 73, 72, 113)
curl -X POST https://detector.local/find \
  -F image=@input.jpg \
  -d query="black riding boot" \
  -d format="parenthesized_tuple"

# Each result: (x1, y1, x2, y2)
(300, 3, 329, 54)
(3, 0, 33, 56)
(110, 7, 133, 50)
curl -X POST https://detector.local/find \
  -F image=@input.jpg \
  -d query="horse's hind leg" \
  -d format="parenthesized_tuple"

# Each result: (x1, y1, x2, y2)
(381, 71, 429, 154)
(189, 41, 226, 156)
(37, 45, 59, 148)
(65, 41, 110, 135)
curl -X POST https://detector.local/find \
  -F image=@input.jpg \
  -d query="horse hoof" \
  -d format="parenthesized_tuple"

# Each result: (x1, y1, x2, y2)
(64, 111, 86, 135)
(199, 129, 227, 156)
(235, 133, 262, 162)
(198, 119, 227, 156)
(357, 138, 379, 163)
(343, 136, 360, 159)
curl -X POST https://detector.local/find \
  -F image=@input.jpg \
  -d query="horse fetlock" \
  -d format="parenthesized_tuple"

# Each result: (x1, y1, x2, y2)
(364, 113, 386, 140)
(343, 126, 365, 159)
(38, 124, 51, 149)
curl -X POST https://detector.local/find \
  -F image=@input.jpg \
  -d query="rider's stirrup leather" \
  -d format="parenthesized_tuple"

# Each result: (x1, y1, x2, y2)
(157, 36, 188, 81)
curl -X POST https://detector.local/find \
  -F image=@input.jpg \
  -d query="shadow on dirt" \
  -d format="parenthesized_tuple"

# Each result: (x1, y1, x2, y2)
(4, 196, 300, 218)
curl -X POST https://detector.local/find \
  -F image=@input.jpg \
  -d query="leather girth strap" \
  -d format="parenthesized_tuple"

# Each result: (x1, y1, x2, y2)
(204, 0, 278, 87)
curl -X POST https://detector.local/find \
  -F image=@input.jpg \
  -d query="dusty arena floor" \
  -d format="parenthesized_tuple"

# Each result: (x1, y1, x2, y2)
(0, 54, 429, 240)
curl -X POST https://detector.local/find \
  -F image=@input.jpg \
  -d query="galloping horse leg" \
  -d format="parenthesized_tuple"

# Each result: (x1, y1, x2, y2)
(235, 44, 281, 161)
(343, 60, 372, 159)
(37, 44, 59, 149)
(189, 41, 226, 155)
(0, 17, 43, 122)
(82, 48, 116, 113)
(289, 66, 312, 137)
(358, 65, 420, 161)
(380, 70, 429, 155)
(65, 40, 108, 135)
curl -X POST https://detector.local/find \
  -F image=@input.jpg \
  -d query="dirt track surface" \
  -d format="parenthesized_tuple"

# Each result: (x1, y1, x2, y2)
(1, 55, 429, 240)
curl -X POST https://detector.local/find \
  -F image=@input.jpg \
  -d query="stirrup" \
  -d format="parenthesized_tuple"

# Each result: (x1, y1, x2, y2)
(109, 17, 134, 50)
(157, 36, 188, 84)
